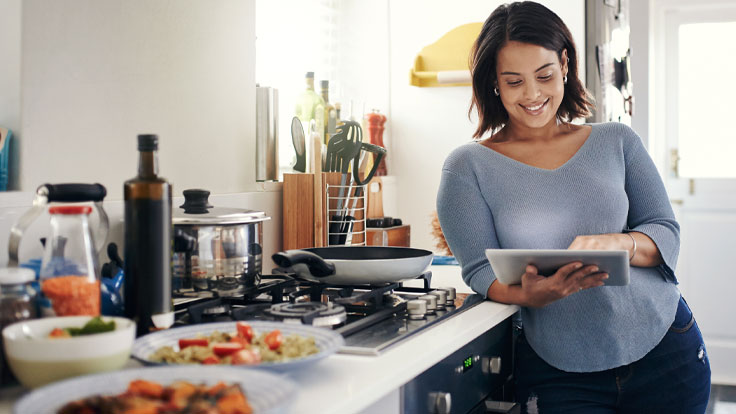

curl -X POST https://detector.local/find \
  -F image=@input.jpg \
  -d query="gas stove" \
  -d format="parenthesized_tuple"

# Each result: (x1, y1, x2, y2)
(172, 271, 484, 355)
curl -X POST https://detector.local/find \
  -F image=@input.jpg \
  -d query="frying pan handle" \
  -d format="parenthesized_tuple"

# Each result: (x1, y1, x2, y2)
(271, 250, 336, 277)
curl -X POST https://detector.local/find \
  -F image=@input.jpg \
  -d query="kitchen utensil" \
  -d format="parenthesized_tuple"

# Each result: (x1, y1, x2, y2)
(14, 365, 296, 414)
(325, 121, 363, 245)
(312, 127, 324, 247)
(272, 246, 433, 285)
(2, 315, 135, 388)
(172, 189, 270, 298)
(291, 116, 306, 172)
(8, 183, 109, 267)
(343, 143, 387, 244)
(132, 320, 344, 371)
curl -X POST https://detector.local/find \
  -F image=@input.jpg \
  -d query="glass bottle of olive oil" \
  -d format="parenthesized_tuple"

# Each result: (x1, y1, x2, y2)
(124, 134, 173, 336)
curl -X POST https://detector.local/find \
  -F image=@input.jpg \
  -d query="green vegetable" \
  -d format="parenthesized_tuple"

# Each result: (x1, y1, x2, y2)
(64, 316, 116, 336)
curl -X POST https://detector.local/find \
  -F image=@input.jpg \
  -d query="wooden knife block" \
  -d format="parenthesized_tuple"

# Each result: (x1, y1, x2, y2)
(283, 172, 366, 250)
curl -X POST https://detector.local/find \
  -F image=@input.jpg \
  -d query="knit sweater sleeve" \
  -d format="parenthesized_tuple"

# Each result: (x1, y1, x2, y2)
(436, 154, 500, 297)
(621, 124, 680, 283)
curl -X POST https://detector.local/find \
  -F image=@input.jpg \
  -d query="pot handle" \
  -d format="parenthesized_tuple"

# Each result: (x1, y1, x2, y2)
(271, 250, 336, 277)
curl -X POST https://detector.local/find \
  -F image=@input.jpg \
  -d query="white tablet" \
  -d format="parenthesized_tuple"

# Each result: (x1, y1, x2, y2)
(484, 249, 630, 286)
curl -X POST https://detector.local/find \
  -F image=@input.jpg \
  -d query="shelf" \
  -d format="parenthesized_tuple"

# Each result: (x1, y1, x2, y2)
(409, 22, 482, 87)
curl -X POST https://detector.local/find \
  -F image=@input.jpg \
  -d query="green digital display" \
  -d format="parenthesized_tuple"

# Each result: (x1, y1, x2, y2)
(463, 356, 473, 372)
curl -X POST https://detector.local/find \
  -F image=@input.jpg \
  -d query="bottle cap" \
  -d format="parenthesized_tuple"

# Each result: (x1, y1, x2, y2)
(138, 134, 159, 151)
(305, 72, 314, 78)
(0, 267, 36, 285)
(321, 80, 329, 88)
(49, 205, 93, 215)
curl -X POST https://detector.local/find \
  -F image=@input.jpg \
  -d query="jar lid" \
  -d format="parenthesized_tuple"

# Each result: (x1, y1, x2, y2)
(0, 267, 36, 285)
(172, 189, 271, 225)
(49, 205, 92, 215)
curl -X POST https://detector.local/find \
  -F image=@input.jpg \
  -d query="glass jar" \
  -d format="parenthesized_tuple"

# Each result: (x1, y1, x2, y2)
(0, 267, 37, 385)
(39, 205, 101, 316)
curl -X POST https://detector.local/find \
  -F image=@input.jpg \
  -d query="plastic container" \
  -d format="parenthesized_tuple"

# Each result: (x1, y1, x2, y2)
(39, 205, 101, 317)
(0, 267, 38, 385)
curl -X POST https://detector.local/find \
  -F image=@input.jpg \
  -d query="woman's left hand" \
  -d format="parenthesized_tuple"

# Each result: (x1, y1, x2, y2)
(568, 234, 628, 251)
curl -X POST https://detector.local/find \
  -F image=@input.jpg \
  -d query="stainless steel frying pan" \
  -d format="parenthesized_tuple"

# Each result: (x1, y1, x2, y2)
(271, 246, 433, 285)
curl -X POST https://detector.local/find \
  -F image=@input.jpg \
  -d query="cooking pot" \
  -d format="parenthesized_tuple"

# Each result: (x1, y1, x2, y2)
(172, 189, 270, 297)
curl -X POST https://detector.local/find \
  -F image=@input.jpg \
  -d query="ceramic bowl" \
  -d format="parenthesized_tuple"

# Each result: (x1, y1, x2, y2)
(2, 316, 135, 388)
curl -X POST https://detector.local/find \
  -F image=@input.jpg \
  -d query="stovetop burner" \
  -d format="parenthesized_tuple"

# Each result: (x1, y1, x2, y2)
(172, 271, 484, 355)
(266, 302, 347, 327)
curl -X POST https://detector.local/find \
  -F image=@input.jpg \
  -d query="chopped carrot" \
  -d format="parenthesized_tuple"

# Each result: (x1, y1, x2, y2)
(121, 407, 159, 414)
(216, 391, 253, 414)
(207, 382, 228, 397)
(167, 381, 198, 409)
(126, 379, 164, 399)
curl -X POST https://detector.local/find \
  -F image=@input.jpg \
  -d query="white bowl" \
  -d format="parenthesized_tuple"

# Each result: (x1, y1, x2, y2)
(2, 316, 135, 388)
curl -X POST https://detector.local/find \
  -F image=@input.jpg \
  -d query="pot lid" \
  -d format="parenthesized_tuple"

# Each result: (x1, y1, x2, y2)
(172, 189, 270, 225)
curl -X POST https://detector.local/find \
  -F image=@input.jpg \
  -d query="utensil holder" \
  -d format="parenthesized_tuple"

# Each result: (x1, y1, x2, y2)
(326, 181, 366, 246)
(283, 172, 366, 250)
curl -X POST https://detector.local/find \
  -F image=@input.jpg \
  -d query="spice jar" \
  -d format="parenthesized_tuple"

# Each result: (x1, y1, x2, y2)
(39, 205, 101, 316)
(0, 267, 37, 385)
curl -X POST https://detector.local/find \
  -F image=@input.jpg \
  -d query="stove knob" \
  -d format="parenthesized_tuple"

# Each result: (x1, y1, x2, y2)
(407, 299, 427, 320)
(429, 290, 447, 310)
(438, 286, 456, 306)
(428, 392, 452, 414)
(485, 356, 502, 374)
(419, 294, 437, 314)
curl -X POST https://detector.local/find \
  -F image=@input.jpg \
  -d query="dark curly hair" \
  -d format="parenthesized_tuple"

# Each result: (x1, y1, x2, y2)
(469, 1, 594, 138)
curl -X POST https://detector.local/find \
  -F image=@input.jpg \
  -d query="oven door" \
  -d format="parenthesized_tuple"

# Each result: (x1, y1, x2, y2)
(401, 316, 518, 414)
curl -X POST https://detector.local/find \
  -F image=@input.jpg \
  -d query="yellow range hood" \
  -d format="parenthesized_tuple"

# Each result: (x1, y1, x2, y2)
(409, 22, 482, 87)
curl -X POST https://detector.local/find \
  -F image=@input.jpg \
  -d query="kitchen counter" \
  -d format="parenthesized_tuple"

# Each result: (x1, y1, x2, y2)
(0, 267, 518, 414)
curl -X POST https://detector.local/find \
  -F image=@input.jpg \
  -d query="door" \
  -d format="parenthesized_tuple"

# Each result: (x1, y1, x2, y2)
(655, 1, 736, 385)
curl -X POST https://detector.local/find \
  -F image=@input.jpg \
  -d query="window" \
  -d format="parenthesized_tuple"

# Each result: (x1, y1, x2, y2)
(255, 0, 340, 177)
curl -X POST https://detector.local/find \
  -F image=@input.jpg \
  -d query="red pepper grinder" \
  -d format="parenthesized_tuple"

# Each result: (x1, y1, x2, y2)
(366, 110, 388, 176)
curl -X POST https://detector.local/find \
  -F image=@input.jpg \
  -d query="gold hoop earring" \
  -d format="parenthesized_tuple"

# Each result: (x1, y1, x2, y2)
(494, 87, 500, 96)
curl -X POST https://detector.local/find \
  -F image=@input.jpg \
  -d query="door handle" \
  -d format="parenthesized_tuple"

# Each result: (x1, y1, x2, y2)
(670, 199, 684, 206)
(670, 149, 680, 178)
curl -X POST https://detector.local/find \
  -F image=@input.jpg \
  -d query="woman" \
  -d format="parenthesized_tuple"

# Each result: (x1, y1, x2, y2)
(436, 2, 711, 413)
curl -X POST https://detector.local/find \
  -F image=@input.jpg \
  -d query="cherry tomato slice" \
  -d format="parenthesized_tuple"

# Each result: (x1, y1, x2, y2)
(212, 342, 245, 356)
(178, 338, 208, 349)
(264, 329, 283, 350)
(202, 355, 220, 365)
(231, 348, 262, 365)
(236, 322, 254, 342)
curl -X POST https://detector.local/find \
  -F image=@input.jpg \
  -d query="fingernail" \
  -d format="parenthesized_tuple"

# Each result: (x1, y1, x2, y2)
(591, 266, 599, 272)
(602, 274, 609, 279)
(575, 263, 583, 269)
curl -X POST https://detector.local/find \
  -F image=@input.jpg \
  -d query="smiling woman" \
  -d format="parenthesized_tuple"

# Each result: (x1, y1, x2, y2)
(437, 1, 711, 412)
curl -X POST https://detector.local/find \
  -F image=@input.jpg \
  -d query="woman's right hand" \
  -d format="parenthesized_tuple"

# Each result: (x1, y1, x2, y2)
(520, 262, 608, 308)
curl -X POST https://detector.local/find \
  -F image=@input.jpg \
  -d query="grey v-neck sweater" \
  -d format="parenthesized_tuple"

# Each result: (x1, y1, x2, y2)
(436, 122, 681, 372)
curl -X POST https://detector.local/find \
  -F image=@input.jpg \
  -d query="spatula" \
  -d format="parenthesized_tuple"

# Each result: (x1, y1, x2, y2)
(325, 121, 363, 245)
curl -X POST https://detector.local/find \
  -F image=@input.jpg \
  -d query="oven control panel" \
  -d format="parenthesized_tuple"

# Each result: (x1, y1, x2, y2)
(401, 316, 513, 414)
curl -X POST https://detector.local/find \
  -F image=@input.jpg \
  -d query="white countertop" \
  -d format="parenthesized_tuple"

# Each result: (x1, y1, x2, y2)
(0, 266, 518, 414)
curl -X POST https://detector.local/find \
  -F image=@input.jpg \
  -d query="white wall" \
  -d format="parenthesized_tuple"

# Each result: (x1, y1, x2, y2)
(19, 0, 257, 200)
(0, 0, 21, 190)
(385, 0, 586, 252)
(0, 0, 284, 269)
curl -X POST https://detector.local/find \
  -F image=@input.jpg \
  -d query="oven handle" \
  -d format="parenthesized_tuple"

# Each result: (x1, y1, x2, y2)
(484, 400, 519, 414)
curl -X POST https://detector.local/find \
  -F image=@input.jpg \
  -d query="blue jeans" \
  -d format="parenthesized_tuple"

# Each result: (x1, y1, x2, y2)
(514, 296, 711, 413)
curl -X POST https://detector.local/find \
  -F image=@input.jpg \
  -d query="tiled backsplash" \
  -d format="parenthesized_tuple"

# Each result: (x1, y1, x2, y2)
(0, 189, 283, 273)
